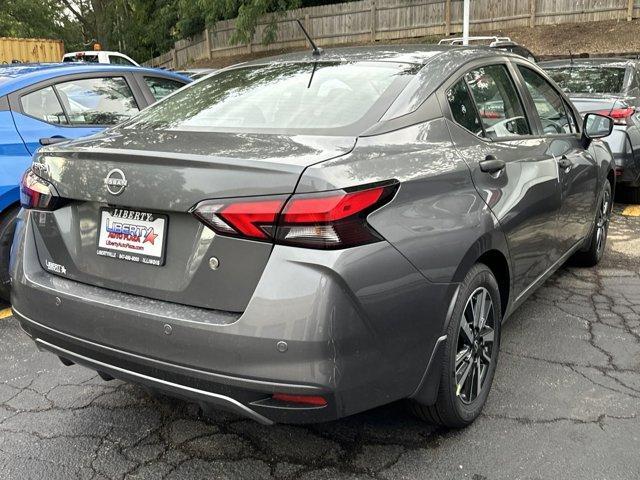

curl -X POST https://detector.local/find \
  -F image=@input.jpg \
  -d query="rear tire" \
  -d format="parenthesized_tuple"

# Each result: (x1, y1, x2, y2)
(571, 180, 612, 268)
(0, 205, 19, 302)
(411, 263, 502, 428)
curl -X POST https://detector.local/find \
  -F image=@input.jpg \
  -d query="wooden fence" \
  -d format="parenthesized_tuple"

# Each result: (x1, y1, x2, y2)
(145, 0, 640, 69)
(1, 37, 64, 64)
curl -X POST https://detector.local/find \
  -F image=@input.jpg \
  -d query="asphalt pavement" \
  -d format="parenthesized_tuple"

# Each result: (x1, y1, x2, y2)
(0, 205, 639, 480)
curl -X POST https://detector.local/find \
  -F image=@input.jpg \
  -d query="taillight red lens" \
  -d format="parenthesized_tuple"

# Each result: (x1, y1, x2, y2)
(20, 169, 63, 210)
(191, 195, 287, 241)
(191, 181, 398, 249)
(594, 107, 634, 125)
(281, 187, 384, 224)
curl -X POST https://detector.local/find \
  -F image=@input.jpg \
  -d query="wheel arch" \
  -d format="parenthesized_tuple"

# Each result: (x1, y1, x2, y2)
(0, 187, 20, 219)
(451, 227, 512, 321)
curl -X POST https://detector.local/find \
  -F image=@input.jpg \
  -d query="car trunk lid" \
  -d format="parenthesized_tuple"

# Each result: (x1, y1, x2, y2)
(567, 93, 632, 114)
(31, 130, 356, 312)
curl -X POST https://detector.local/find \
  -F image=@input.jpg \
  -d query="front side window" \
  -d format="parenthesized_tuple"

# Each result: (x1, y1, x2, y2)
(55, 77, 139, 126)
(464, 64, 531, 138)
(144, 76, 185, 101)
(519, 66, 573, 135)
(447, 79, 483, 136)
(20, 86, 67, 124)
(123, 62, 418, 134)
(546, 66, 626, 94)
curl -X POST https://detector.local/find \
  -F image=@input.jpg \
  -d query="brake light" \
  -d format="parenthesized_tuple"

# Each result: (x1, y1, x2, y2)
(595, 107, 635, 125)
(20, 169, 64, 210)
(191, 195, 287, 241)
(191, 181, 398, 249)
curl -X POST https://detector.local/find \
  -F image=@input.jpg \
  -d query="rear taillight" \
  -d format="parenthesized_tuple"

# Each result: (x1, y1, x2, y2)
(20, 169, 64, 210)
(191, 196, 288, 241)
(191, 181, 398, 249)
(594, 107, 635, 125)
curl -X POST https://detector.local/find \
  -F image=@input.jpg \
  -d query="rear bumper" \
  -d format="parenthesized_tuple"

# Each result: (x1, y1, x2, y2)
(16, 309, 331, 424)
(11, 211, 456, 423)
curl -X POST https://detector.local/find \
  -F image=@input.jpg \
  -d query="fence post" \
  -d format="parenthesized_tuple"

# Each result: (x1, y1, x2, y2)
(628, 0, 634, 21)
(205, 28, 212, 59)
(171, 48, 178, 69)
(305, 13, 312, 46)
(371, 1, 377, 42)
(529, 0, 536, 27)
(445, 0, 451, 36)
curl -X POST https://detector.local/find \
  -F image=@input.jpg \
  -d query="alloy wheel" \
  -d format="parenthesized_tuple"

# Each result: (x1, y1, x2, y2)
(455, 287, 496, 404)
(595, 187, 611, 256)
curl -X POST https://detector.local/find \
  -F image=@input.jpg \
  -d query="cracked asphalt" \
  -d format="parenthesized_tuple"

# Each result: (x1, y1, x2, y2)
(1, 206, 639, 480)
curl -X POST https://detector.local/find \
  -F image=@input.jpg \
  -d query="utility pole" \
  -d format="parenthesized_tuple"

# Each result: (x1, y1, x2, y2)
(463, 0, 470, 45)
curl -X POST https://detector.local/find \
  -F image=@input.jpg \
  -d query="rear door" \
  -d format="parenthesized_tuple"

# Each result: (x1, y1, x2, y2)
(9, 72, 145, 154)
(441, 60, 562, 298)
(515, 63, 598, 254)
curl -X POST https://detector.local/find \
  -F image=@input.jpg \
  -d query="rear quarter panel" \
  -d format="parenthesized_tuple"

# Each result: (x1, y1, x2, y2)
(295, 115, 509, 406)
(297, 116, 508, 285)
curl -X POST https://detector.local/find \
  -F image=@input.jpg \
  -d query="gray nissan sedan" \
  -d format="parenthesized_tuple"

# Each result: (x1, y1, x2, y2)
(11, 46, 615, 428)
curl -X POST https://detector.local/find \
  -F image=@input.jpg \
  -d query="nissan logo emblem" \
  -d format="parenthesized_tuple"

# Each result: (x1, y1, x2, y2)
(105, 169, 127, 196)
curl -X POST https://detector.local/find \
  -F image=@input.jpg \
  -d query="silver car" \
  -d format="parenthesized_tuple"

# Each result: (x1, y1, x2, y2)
(12, 46, 615, 427)
(542, 58, 640, 202)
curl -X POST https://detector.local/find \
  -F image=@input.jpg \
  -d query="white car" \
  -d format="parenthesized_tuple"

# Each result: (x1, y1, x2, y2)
(62, 51, 139, 66)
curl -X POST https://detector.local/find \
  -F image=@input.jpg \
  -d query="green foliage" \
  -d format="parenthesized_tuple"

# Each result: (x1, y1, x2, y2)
(0, 0, 352, 63)
(195, 0, 301, 45)
(0, 0, 84, 50)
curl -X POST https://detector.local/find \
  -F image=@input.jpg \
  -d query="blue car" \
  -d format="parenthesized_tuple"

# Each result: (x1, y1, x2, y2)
(0, 63, 190, 300)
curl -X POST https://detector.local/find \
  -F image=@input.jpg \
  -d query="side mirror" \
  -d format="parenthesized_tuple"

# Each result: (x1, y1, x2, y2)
(582, 112, 614, 141)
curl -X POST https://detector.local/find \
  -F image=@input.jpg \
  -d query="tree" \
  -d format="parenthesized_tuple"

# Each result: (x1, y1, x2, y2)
(0, 0, 84, 50)
(0, 0, 355, 63)
(196, 0, 302, 45)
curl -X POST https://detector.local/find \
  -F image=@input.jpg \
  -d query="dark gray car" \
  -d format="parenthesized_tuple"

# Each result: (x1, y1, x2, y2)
(541, 58, 640, 201)
(11, 46, 615, 428)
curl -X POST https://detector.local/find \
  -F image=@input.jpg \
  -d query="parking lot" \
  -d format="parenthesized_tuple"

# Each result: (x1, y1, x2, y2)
(0, 205, 636, 480)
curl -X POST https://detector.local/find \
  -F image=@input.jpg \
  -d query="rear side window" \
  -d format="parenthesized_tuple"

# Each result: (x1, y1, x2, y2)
(447, 79, 483, 135)
(464, 64, 531, 138)
(518, 66, 573, 135)
(144, 76, 185, 101)
(109, 55, 135, 66)
(55, 77, 139, 125)
(20, 86, 68, 124)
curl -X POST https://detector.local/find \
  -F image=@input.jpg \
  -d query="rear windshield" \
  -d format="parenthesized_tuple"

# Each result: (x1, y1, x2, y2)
(546, 66, 626, 94)
(122, 62, 418, 135)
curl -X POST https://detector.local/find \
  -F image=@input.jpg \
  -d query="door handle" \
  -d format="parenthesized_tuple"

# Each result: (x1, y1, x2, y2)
(39, 136, 68, 146)
(479, 155, 506, 174)
(557, 155, 573, 169)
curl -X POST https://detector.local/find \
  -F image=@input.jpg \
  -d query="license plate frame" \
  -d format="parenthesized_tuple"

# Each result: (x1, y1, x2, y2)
(96, 207, 168, 267)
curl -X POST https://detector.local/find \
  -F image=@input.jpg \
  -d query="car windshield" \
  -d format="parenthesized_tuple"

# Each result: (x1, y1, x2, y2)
(546, 66, 626, 94)
(122, 61, 418, 134)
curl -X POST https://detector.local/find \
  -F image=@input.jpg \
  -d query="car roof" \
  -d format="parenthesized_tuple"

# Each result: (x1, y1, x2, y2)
(539, 58, 635, 69)
(239, 44, 513, 67)
(0, 63, 189, 96)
